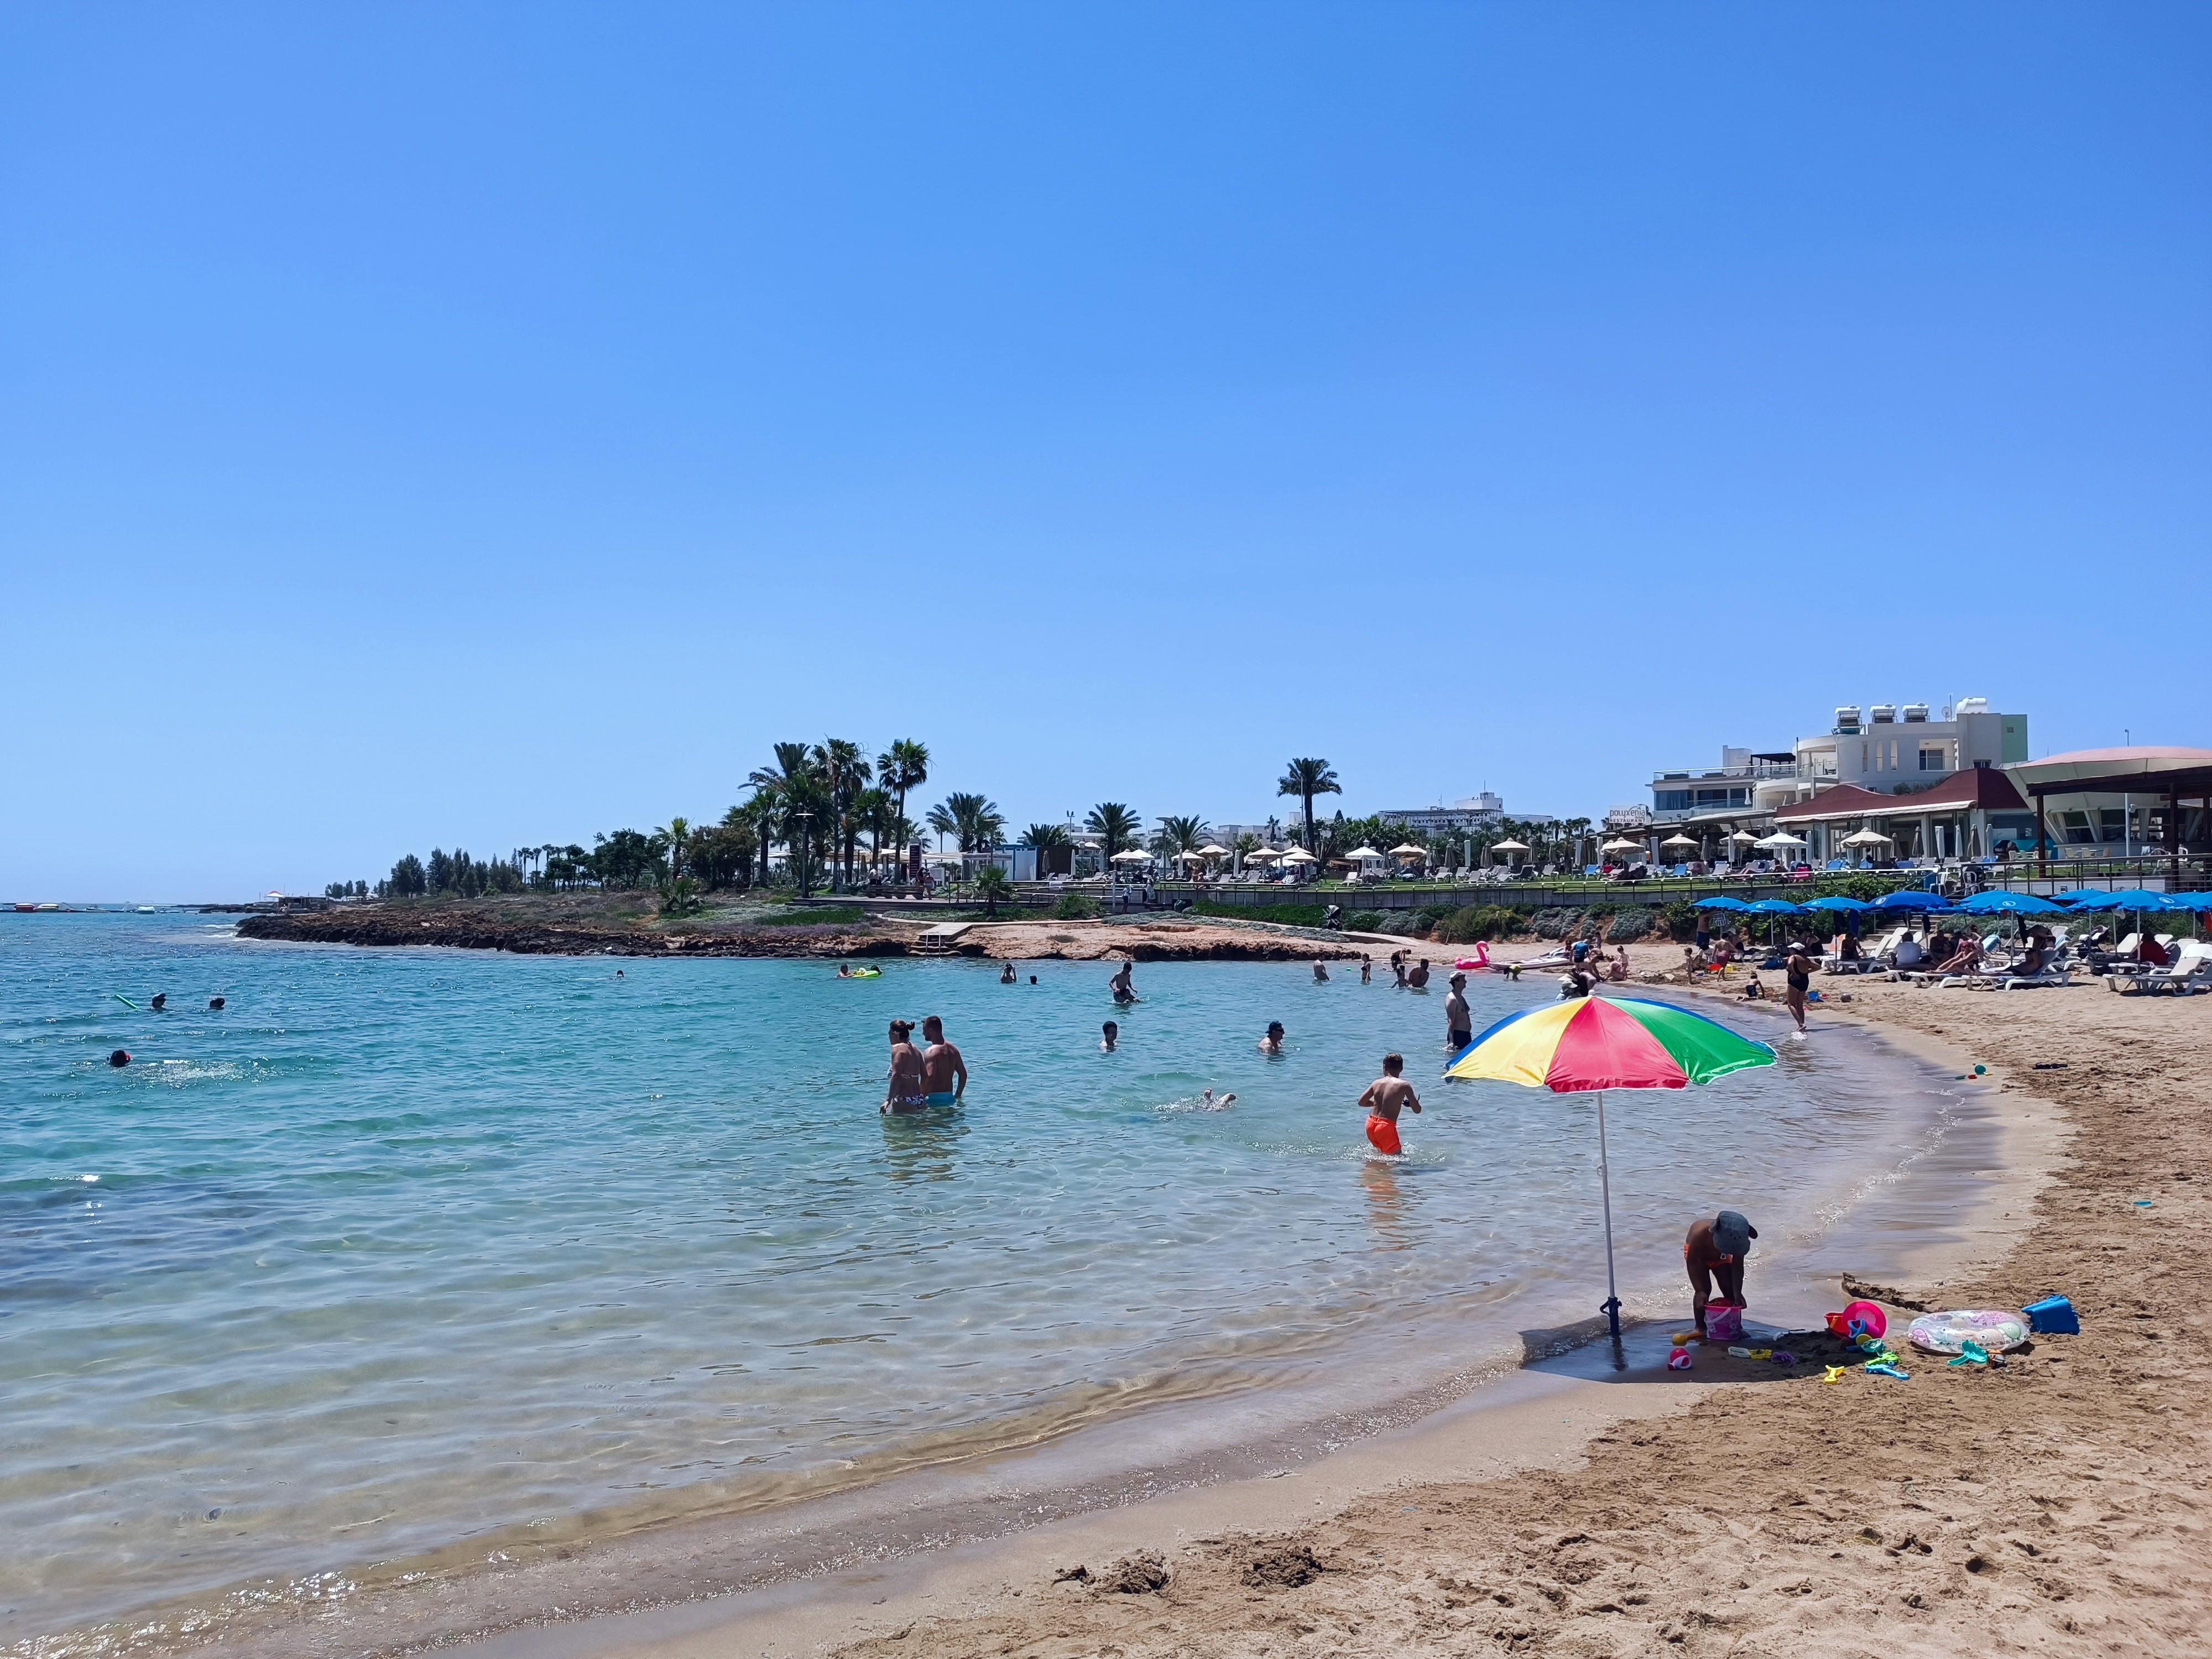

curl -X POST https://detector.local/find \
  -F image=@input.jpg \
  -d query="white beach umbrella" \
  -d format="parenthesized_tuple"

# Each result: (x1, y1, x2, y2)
(1344, 846, 1385, 861)
(1729, 831, 1761, 846)
(1600, 838, 1642, 854)
(1755, 832, 1808, 851)
(1279, 847, 1318, 864)
(1109, 849, 1154, 863)
(1840, 827, 1894, 847)
(1196, 844, 1233, 857)
(1490, 839, 1530, 854)
(1660, 833, 1700, 849)
(1244, 848, 1280, 862)
(1388, 843, 1427, 857)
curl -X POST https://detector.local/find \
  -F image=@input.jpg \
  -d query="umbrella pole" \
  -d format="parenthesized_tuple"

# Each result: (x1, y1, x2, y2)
(1595, 1089, 1622, 1340)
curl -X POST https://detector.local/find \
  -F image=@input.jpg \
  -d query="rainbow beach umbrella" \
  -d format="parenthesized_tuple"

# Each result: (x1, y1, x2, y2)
(1445, 995, 1776, 1339)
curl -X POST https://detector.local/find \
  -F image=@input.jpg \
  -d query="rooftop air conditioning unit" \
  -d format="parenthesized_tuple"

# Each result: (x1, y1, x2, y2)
(1954, 696, 1989, 715)
(1870, 704, 1896, 723)
(1834, 706, 1862, 734)
(1902, 703, 1929, 722)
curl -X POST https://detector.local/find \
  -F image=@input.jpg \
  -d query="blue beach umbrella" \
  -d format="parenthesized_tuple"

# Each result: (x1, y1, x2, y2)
(1803, 895, 1874, 913)
(2159, 891, 2212, 912)
(1748, 899, 1806, 914)
(1957, 891, 2067, 916)
(1692, 895, 1753, 911)
(1872, 889, 1950, 912)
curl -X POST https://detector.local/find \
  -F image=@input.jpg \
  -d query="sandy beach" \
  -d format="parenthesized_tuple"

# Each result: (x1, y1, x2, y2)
(433, 942, 2211, 1659)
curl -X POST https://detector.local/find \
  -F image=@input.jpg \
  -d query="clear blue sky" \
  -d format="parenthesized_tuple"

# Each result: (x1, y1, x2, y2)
(4, 4, 2207, 899)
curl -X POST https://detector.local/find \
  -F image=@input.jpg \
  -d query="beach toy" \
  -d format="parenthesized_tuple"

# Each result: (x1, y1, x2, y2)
(1705, 1302, 1746, 1343)
(1973, 1065, 1987, 1075)
(1726, 1345, 1751, 1359)
(1825, 1300, 1886, 1341)
(1821, 1365, 1846, 1384)
(1906, 1310, 2031, 1356)
(1747, 1348, 1772, 1360)
(1671, 1331, 1699, 1345)
(2022, 1296, 2078, 1335)
(1667, 1347, 1692, 1371)
(1946, 1340, 1991, 1368)
(113, 994, 138, 1009)
(1771, 1350, 1797, 1366)
(2133, 1199, 2153, 1208)
(1865, 1361, 1911, 1380)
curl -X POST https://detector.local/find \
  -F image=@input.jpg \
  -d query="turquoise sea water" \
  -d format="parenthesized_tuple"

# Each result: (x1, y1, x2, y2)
(1, 915, 1931, 1645)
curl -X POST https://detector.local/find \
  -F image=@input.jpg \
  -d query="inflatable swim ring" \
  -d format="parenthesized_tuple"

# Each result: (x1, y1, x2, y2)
(1454, 943, 1491, 972)
(841, 968, 882, 979)
(1906, 1309, 2030, 1355)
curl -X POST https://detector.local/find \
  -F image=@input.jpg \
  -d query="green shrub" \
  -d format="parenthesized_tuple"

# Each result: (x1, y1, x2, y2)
(1604, 910, 1650, 943)
(1653, 899, 1700, 941)
(755, 904, 865, 927)
(1532, 907, 1583, 941)
(1436, 904, 1526, 943)
(1052, 893, 1100, 920)
(1345, 909, 1387, 933)
(1190, 901, 1329, 928)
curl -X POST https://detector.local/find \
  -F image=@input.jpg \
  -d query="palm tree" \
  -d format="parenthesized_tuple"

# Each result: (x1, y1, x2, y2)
(936, 791, 1004, 854)
(1020, 822, 1074, 878)
(813, 738, 870, 889)
(1277, 758, 1342, 853)
(877, 740, 930, 859)
(973, 864, 1013, 919)
(855, 786, 893, 875)
(655, 817, 691, 885)
(1084, 802, 1140, 864)
(1149, 813, 1211, 860)
(925, 800, 959, 852)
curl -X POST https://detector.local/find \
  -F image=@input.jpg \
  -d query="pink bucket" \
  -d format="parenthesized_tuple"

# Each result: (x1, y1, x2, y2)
(1705, 1302, 1745, 1342)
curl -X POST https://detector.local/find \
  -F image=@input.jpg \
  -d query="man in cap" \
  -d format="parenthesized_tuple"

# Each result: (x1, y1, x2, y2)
(1684, 1210, 1757, 1337)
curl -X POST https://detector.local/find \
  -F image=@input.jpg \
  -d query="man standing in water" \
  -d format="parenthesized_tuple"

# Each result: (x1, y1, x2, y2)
(1444, 972, 1473, 1052)
(1408, 958, 1431, 989)
(919, 1015, 967, 1105)
(1109, 959, 1139, 1003)
(1313, 959, 1330, 982)
(1358, 1053, 1421, 1155)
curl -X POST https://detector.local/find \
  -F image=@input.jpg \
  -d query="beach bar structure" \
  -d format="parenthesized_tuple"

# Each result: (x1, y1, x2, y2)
(2004, 748, 2212, 877)
(1772, 762, 2031, 863)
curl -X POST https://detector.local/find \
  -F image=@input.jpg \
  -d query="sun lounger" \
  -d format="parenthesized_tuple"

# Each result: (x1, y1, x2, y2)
(2111, 940, 2212, 995)
(2000, 962, 2074, 989)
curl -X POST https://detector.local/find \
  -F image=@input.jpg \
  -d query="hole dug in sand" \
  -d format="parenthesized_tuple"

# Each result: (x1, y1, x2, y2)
(1060, 1551, 1171, 1594)
(1242, 1541, 1329, 1589)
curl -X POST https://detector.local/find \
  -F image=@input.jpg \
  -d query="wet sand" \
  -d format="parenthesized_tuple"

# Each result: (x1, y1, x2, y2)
(434, 946, 2208, 1659)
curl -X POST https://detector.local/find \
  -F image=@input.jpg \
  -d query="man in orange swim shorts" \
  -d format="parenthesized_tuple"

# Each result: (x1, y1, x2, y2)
(1357, 1052, 1421, 1155)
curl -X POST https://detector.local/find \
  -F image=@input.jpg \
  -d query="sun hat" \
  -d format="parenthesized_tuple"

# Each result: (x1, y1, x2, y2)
(1714, 1211, 1755, 1256)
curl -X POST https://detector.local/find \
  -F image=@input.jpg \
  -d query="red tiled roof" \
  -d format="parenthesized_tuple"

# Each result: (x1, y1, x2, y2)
(1775, 768, 2027, 823)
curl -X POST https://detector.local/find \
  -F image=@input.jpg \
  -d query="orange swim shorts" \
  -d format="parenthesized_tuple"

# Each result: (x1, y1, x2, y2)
(1365, 1113, 1402, 1156)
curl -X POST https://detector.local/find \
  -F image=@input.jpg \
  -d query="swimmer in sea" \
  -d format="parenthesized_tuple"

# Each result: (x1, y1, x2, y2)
(1408, 958, 1430, 989)
(108, 1049, 131, 1068)
(1258, 1020, 1286, 1055)
(1358, 1052, 1421, 1155)
(209, 997, 226, 1010)
(1201, 1088, 1238, 1109)
(837, 963, 854, 978)
(1100, 1020, 1118, 1052)
(150, 994, 166, 1011)
(1360, 955, 1373, 984)
(1110, 959, 1139, 1004)
(1392, 957, 1408, 989)
(881, 1020, 926, 1114)
(1314, 959, 1329, 983)
(1000, 960, 1018, 984)
(919, 1015, 967, 1107)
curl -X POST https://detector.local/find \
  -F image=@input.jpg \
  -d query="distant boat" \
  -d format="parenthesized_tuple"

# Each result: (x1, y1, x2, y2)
(35, 902, 61, 911)
(11, 904, 34, 913)
(136, 906, 158, 913)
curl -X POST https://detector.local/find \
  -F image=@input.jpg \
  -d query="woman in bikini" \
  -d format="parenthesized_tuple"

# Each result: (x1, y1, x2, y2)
(882, 1020, 928, 1114)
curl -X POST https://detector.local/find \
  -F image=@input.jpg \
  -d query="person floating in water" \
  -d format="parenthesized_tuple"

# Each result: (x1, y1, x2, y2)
(919, 1015, 967, 1106)
(1000, 960, 1018, 984)
(837, 963, 855, 978)
(1444, 973, 1472, 1052)
(1358, 1053, 1420, 1155)
(1100, 1020, 1118, 1052)
(149, 994, 166, 1011)
(1258, 1020, 1286, 1055)
(1313, 959, 1329, 983)
(208, 997, 226, 1010)
(882, 1020, 927, 1115)
(1201, 1088, 1237, 1109)
(1685, 1210, 1757, 1337)
(108, 1048, 131, 1068)
(1110, 959, 1139, 1003)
